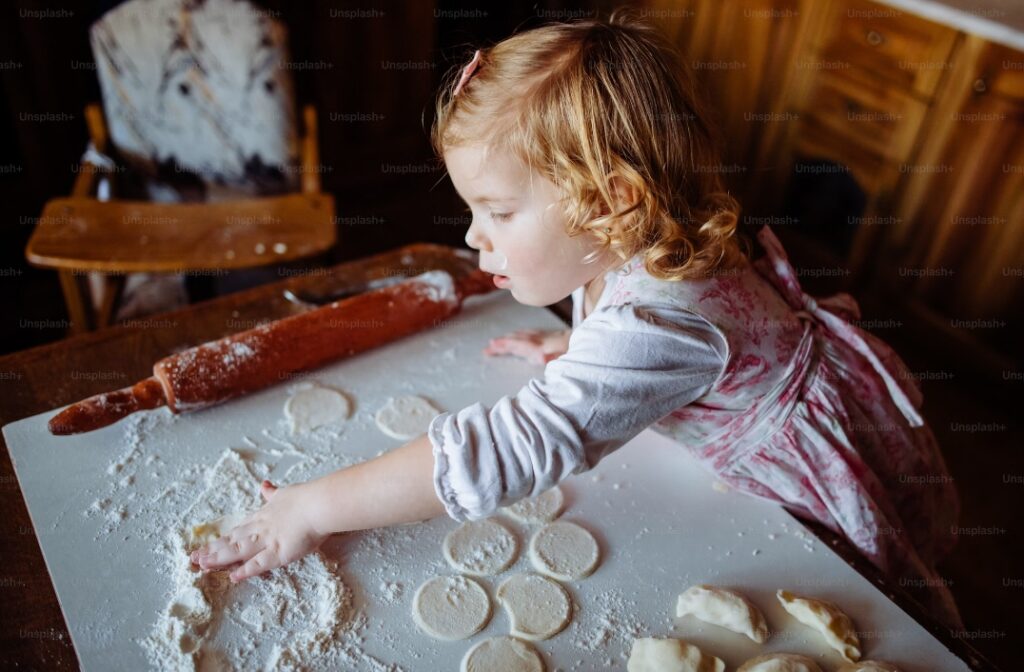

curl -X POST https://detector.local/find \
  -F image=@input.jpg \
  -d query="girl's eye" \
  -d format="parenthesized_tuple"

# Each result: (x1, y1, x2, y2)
(490, 211, 513, 222)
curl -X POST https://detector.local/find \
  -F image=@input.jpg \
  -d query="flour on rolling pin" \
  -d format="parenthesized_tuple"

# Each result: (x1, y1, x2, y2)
(406, 269, 458, 306)
(48, 268, 494, 435)
(154, 269, 472, 414)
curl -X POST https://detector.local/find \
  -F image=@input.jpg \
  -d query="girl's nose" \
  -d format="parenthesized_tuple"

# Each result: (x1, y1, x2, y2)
(465, 220, 490, 252)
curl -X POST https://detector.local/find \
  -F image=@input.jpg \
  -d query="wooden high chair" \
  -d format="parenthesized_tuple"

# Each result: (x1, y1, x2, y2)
(25, 0, 336, 333)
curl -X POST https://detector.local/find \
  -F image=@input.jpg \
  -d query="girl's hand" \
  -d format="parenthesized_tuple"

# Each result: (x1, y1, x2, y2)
(190, 480, 328, 582)
(483, 329, 571, 365)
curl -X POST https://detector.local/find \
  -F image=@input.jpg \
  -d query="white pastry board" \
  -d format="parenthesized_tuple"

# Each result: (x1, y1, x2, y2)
(4, 290, 971, 671)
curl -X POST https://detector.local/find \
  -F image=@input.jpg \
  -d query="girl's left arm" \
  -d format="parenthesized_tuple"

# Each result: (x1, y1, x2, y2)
(192, 433, 443, 581)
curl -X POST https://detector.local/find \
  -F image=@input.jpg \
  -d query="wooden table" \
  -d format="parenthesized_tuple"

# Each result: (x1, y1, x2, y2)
(0, 244, 995, 670)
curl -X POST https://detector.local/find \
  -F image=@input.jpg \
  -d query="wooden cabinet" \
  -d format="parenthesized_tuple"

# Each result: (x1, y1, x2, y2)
(813, 0, 958, 99)
(643, 0, 1023, 370)
(888, 36, 1024, 343)
(642, 0, 810, 206)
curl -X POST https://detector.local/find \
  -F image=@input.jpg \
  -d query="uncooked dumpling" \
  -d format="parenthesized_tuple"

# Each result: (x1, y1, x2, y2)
(837, 662, 901, 672)
(777, 589, 861, 662)
(461, 636, 544, 672)
(676, 584, 769, 643)
(411, 575, 491, 640)
(443, 518, 519, 576)
(284, 385, 351, 433)
(374, 395, 442, 440)
(737, 653, 823, 672)
(627, 638, 724, 672)
(502, 486, 565, 524)
(529, 521, 600, 580)
(496, 573, 572, 640)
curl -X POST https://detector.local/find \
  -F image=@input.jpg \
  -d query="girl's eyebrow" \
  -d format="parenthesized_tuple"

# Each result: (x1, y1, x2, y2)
(471, 194, 517, 205)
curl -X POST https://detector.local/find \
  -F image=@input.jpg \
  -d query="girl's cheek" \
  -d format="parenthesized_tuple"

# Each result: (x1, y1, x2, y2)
(492, 250, 509, 272)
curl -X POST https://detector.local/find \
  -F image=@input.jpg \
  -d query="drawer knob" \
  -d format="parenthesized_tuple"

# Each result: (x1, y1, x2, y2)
(866, 30, 884, 46)
(973, 77, 988, 93)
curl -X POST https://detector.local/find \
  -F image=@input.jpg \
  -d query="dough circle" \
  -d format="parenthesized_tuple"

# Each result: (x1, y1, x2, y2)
(411, 575, 491, 640)
(496, 573, 572, 641)
(529, 521, 600, 580)
(461, 636, 545, 672)
(502, 487, 565, 524)
(374, 395, 441, 440)
(284, 386, 351, 433)
(443, 518, 519, 576)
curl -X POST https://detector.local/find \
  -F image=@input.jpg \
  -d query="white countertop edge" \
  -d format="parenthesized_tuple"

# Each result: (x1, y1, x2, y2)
(874, 0, 1024, 53)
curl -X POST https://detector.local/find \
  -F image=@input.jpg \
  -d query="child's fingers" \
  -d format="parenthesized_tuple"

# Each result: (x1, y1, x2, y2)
(486, 337, 539, 357)
(230, 548, 278, 582)
(509, 330, 545, 339)
(498, 346, 544, 364)
(486, 331, 544, 348)
(483, 339, 519, 357)
(197, 528, 261, 569)
(484, 339, 550, 365)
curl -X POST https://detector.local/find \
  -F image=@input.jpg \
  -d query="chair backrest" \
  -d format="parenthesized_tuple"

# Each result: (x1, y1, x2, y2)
(90, 0, 299, 201)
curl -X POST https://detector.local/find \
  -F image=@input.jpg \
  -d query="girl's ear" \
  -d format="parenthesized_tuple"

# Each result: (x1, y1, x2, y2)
(600, 173, 642, 236)
(608, 174, 641, 213)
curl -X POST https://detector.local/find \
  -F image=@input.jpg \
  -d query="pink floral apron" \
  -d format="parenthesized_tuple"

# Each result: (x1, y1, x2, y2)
(607, 225, 963, 628)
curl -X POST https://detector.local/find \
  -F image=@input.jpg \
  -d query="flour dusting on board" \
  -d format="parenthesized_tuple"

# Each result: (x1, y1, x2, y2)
(76, 396, 413, 669)
(139, 448, 398, 671)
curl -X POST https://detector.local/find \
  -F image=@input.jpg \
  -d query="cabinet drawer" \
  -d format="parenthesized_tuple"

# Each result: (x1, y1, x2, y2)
(984, 46, 1024, 102)
(796, 68, 928, 168)
(792, 121, 889, 194)
(814, 0, 959, 99)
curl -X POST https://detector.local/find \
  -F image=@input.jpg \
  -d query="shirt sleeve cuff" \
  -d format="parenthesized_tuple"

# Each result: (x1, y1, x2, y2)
(429, 409, 504, 522)
(428, 411, 470, 521)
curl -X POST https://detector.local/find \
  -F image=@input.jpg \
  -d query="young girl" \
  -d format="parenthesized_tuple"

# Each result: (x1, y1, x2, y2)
(193, 13, 962, 629)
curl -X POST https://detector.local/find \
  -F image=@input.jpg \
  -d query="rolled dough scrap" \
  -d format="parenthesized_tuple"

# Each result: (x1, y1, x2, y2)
(187, 511, 249, 553)
(529, 521, 600, 581)
(838, 663, 901, 672)
(496, 573, 572, 641)
(502, 486, 565, 524)
(737, 653, 823, 672)
(412, 575, 491, 640)
(443, 518, 519, 576)
(627, 637, 725, 672)
(374, 395, 442, 440)
(675, 584, 769, 643)
(284, 385, 351, 434)
(777, 589, 861, 662)
(461, 636, 545, 672)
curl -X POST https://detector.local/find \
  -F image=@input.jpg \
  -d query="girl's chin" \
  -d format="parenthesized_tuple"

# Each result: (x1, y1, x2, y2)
(508, 286, 554, 307)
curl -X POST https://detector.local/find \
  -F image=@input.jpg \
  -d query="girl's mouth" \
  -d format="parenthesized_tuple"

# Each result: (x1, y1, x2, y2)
(493, 274, 510, 288)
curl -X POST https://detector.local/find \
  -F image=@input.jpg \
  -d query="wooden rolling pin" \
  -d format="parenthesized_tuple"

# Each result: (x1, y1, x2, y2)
(49, 269, 495, 435)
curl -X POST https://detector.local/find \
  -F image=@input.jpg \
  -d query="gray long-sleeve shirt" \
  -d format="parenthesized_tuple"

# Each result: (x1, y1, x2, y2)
(428, 293, 728, 521)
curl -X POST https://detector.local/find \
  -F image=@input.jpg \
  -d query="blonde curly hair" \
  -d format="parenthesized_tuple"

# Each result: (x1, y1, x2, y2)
(431, 10, 747, 280)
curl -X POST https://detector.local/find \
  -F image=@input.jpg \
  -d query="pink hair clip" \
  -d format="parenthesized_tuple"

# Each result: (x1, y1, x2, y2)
(454, 49, 482, 96)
